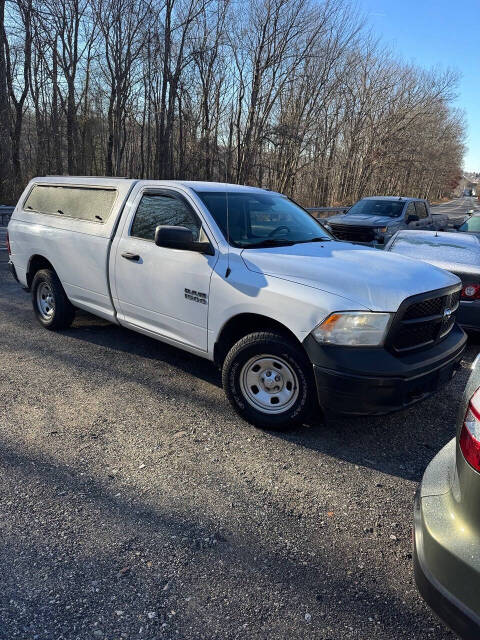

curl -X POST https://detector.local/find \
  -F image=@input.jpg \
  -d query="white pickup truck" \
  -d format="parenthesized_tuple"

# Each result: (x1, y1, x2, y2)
(7, 177, 466, 429)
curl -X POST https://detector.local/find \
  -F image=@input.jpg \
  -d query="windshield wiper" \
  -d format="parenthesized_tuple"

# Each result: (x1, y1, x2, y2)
(246, 239, 297, 249)
(294, 237, 331, 244)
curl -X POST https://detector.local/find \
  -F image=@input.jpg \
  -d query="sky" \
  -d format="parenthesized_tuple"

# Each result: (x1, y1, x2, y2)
(357, 0, 480, 172)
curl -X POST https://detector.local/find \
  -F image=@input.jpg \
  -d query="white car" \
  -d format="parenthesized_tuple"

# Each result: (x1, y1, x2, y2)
(7, 177, 466, 429)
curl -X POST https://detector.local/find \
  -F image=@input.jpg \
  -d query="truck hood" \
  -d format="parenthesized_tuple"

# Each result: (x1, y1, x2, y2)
(241, 241, 460, 312)
(327, 214, 397, 227)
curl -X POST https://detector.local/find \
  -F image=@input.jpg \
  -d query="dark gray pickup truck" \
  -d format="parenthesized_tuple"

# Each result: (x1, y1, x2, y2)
(324, 196, 448, 248)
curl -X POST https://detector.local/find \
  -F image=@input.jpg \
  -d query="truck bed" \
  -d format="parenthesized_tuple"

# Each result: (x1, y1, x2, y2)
(8, 177, 137, 321)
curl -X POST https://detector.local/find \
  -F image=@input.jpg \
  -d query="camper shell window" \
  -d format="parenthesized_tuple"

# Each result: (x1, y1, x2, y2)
(23, 185, 117, 223)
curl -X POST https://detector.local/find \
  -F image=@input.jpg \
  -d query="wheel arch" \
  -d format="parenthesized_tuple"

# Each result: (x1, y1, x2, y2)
(26, 254, 56, 290)
(213, 313, 305, 367)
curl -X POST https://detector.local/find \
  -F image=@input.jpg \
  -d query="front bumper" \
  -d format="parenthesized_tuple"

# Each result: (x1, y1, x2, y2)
(304, 325, 466, 415)
(414, 442, 480, 638)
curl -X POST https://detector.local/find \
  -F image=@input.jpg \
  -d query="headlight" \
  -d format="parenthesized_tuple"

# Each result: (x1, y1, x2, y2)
(375, 226, 388, 233)
(311, 312, 392, 346)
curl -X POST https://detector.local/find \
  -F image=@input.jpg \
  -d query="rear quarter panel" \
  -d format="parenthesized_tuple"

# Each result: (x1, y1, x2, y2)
(8, 178, 135, 320)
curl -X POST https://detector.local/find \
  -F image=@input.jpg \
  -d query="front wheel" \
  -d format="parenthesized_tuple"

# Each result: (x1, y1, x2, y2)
(222, 331, 316, 430)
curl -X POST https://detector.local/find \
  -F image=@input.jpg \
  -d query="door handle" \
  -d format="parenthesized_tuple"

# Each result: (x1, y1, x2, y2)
(121, 252, 140, 261)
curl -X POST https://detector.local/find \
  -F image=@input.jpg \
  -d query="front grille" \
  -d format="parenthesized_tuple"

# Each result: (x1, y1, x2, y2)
(389, 288, 461, 353)
(403, 296, 444, 320)
(329, 223, 375, 243)
(393, 322, 438, 351)
(403, 289, 461, 321)
(439, 316, 456, 338)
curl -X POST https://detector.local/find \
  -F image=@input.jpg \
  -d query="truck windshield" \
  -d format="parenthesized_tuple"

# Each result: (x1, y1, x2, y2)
(346, 199, 405, 218)
(195, 191, 331, 248)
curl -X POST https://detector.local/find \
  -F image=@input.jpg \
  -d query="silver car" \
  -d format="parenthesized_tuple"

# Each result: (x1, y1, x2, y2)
(385, 230, 480, 331)
(414, 354, 480, 638)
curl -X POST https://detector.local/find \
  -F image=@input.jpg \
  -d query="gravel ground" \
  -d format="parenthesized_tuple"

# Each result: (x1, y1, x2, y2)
(0, 249, 475, 640)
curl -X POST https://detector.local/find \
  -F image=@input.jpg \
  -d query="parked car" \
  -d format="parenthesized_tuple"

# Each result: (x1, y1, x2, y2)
(385, 230, 480, 331)
(7, 177, 466, 429)
(324, 196, 448, 247)
(455, 212, 480, 234)
(414, 353, 480, 639)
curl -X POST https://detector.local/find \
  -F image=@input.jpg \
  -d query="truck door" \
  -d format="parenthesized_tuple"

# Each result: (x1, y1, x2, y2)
(112, 189, 217, 352)
(414, 201, 433, 229)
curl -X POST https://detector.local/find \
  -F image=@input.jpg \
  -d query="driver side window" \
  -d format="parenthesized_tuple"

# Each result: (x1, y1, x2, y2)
(414, 201, 428, 219)
(131, 193, 202, 241)
(406, 202, 416, 218)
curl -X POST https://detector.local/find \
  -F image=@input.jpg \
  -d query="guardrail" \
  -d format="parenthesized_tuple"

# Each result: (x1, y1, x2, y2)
(0, 206, 14, 226)
(307, 206, 349, 219)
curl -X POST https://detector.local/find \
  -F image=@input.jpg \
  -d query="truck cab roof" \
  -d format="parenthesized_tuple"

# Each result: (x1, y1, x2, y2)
(32, 176, 279, 196)
(176, 181, 279, 195)
(360, 195, 427, 202)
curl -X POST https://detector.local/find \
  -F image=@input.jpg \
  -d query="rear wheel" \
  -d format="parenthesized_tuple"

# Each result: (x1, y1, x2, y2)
(31, 269, 75, 330)
(222, 331, 316, 429)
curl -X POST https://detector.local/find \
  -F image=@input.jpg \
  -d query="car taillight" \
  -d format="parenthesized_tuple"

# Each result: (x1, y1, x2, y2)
(460, 387, 480, 471)
(461, 284, 480, 300)
(6, 230, 11, 255)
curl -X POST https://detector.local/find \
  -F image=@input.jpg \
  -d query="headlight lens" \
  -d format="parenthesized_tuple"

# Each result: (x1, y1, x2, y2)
(375, 226, 388, 233)
(311, 312, 392, 346)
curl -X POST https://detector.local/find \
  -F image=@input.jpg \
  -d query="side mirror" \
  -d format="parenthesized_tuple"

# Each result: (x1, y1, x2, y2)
(154, 225, 214, 255)
(406, 214, 419, 224)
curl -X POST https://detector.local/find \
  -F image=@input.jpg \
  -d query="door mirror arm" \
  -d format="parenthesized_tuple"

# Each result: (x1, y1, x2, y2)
(154, 225, 215, 255)
(192, 241, 215, 256)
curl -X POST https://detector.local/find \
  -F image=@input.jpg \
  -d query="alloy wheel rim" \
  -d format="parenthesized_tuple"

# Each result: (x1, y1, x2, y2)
(239, 354, 299, 414)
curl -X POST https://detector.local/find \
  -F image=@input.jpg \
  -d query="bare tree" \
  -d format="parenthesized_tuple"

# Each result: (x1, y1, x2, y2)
(0, 0, 467, 205)
(0, 0, 12, 201)
(4, 0, 32, 189)
(94, 0, 152, 175)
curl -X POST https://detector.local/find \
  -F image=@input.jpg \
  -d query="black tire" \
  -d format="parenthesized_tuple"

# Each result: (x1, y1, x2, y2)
(31, 268, 75, 330)
(222, 331, 316, 430)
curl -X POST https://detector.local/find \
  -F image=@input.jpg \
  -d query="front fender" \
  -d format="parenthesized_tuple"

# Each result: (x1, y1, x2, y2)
(207, 254, 370, 354)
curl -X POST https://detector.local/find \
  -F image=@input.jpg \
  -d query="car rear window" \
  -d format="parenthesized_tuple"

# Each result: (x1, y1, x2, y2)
(23, 185, 117, 223)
